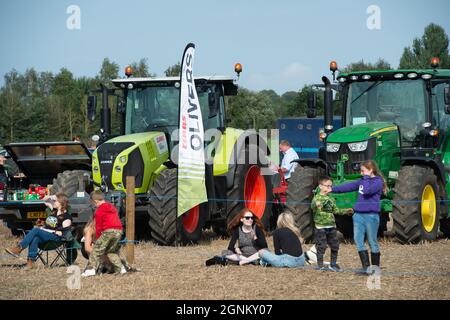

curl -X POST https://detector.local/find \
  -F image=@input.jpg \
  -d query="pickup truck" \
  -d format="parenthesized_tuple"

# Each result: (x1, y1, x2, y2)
(0, 141, 93, 237)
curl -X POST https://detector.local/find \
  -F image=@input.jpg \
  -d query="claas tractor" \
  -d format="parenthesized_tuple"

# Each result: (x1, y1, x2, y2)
(86, 66, 273, 245)
(286, 58, 450, 244)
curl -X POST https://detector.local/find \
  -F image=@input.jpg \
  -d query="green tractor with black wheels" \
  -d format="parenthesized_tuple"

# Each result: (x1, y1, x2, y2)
(286, 59, 450, 244)
(87, 70, 273, 245)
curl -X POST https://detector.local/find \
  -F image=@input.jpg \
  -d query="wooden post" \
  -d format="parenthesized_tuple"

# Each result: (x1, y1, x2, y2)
(126, 176, 135, 266)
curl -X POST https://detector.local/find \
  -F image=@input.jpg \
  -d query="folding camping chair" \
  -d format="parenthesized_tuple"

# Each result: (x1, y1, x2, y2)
(37, 232, 81, 267)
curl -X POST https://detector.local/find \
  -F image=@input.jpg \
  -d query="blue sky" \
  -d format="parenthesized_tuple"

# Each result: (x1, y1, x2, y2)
(0, 0, 449, 94)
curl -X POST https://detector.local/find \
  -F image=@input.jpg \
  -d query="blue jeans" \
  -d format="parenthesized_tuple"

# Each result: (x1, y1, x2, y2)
(20, 227, 61, 260)
(260, 250, 305, 268)
(353, 213, 380, 253)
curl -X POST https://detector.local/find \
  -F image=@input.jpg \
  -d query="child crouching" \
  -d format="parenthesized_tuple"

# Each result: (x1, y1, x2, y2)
(82, 190, 126, 277)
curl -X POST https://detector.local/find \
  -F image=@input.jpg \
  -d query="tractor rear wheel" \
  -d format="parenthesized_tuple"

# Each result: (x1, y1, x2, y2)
(285, 165, 323, 243)
(147, 168, 207, 245)
(50, 170, 91, 198)
(223, 148, 273, 233)
(392, 166, 440, 243)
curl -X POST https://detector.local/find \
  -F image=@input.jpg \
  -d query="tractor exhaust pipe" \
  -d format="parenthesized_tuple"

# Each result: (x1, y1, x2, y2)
(101, 84, 112, 136)
(322, 76, 333, 134)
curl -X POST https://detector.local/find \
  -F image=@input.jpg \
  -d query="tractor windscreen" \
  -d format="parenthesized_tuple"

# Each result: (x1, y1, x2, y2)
(125, 84, 219, 135)
(345, 79, 427, 146)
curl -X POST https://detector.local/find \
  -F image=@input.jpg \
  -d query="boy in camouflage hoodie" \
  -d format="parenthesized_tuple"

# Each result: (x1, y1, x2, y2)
(311, 176, 353, 271)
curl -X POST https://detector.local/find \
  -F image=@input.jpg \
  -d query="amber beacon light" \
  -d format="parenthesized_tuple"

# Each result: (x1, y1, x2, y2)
(125, 66, 133, 78)
(431, 57, 440, 69)
(234, 63, 243, 77)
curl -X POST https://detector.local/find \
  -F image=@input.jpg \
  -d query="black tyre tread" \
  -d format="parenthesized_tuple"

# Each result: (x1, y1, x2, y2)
(392, 165, 439, 244)
(50, 170, 90, 197)
(285, 166, 323, 243)
(147, 168, 178, 245)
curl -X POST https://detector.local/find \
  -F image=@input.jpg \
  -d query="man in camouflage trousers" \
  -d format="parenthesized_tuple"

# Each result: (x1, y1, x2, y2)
(311, 176, 353, 272)
(82, 190, 126, 277)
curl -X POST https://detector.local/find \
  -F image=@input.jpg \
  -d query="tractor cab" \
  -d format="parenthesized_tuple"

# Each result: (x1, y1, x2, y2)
(112, 76, 237, 150)
(337, 69, 450, 149)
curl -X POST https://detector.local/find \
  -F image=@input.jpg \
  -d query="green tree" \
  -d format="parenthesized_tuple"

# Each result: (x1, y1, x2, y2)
(227, 88, 277, 130)
(399, 23, 450, 69)
(282, 86, 325, 118)
(339, 58, 391, 74)
(130, 58, 155, 78)
(279, 91, 298, 117)
(52, 68, 84, 140)
(0, 69, 27, 142)
(164, 63, 181, 77)
(98, 58, 119, 87)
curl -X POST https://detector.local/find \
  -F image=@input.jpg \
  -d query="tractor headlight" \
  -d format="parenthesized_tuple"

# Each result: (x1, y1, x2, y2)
(348, 141, 368, 152)
(119, 156, 127, 163)
(326, 143, 341, 153)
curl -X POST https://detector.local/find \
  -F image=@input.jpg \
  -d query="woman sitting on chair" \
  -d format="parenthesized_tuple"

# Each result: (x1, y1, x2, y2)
(224, 208, 268, 265)
(5, 193, 72, 269)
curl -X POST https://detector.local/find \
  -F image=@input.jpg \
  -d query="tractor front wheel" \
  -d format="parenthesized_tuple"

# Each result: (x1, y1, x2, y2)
(147, 168, 207, 245)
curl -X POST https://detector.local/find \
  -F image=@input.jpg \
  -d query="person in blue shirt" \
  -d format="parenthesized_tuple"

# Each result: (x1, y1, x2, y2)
(277, 140, 299, 180)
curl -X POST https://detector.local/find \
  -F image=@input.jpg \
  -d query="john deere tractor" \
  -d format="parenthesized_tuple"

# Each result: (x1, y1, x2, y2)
(286, 59, 450, 244)
(86, 68, 272, 245)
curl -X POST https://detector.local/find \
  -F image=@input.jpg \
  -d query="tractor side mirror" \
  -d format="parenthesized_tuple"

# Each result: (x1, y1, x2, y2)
(444, 87, 450, 114)
(307, 91, 317, 118)
(87, 96, 97, 122)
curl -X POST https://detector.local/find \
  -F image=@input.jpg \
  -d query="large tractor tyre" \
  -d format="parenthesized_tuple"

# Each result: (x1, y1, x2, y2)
(50, 170, 91, 198)
(392, 166, 440, 244)
(224, 148, 273, 233)
(147, 168, 207, 246)
(285, 166, 324, 243)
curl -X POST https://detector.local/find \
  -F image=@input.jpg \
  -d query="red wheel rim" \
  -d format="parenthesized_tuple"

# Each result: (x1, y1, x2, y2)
(182, 205, 200, 233)
(244, 165, 267, 219)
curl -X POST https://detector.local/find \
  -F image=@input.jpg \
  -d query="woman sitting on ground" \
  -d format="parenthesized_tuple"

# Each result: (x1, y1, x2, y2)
(5, 193, 72, 269)
(224, 208, 268, 265)
(258, 212, 306, 268)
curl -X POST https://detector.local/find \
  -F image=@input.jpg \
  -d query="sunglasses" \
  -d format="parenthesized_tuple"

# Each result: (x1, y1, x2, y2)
(243, 216, 254, 220)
